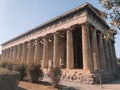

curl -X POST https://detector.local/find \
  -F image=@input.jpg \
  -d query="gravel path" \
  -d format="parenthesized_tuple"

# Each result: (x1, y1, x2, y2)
(60, 79, 120, 90)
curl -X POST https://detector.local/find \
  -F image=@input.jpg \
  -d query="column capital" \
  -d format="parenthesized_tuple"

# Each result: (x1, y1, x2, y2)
(27, 40, 35, 48)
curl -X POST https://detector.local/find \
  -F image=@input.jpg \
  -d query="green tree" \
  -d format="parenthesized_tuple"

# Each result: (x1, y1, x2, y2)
(99, 0, 120, 31)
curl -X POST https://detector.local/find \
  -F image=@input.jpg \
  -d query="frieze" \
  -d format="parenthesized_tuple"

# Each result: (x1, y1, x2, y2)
(2, 10, 86, 50)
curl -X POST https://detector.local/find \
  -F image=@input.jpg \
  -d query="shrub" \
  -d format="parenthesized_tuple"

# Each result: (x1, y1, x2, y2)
(0, 68, 20, 90)
(0, 61, 8, 68)
(13, 64, 27, 80)
(6, 63, 13, 70)
(48, 67, 62, 88)
(26, 65, 44, 83)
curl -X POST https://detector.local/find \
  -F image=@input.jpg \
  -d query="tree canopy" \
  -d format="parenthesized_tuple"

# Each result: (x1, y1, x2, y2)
(99, 0, 120, 31)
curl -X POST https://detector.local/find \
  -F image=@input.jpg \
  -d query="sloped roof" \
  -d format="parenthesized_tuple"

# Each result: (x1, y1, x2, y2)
(2, 2, 109, 46)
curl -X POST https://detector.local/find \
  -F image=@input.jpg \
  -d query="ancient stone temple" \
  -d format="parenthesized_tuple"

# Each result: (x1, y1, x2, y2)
(0, 3, 118, 83)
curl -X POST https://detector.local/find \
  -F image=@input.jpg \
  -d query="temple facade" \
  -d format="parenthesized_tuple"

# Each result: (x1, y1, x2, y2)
(0, 3, 118, 83)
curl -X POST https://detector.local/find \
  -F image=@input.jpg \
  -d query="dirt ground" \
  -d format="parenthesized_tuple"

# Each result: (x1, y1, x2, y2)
(17, 81, 57, 90)
(17, 79, 120, 90)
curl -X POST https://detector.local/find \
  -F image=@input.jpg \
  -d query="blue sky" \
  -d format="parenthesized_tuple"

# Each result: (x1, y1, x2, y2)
(0, 0, 120, 58)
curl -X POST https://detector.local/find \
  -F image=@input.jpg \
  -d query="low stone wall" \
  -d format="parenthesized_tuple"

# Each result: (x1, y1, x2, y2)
(61, 69, 119, 84)
(0, 68, 20, 90)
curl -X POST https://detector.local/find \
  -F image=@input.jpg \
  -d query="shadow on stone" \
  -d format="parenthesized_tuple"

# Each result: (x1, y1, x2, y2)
(16, 86, 27, 90)
(58, 85, 79, 90)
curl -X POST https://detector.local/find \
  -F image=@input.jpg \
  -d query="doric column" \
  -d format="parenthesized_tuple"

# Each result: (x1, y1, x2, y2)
(12, 46, 16, 62)
(111, 42, 117, 70)
(14, 46, 18, 64)
(27, 40, 35, 65)
(91, 30, 100, 70)
(104, 40, 112, 70)
(9, 48, 13, 63)
(66, 28, 74, 69)
(11, 47, 14, 63)
(7, 49, 10, 62)
(42, 37, 49, 68)
(1, 50, 5, 61)
(16, 44, 23, 64)
(81, 23, 93, 71)
(5, 49, 8, 61)
(12, 46, 17, 64)
(107, 41, 113, 70)
(109, 40, 115, 70)
(21, 42, 28, 64)
(34, 38, 42, 65)
(98, 33, 106, 70)
(53, 33, 60, 68)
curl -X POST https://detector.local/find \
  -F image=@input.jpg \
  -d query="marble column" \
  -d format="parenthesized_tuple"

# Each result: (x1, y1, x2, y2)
(81, 23, 93, 71)
(98, 33, 106, 70)
(104, 40, 112, 70)
(34, 39, 42, 65)
(108, 41, 113, 70)
(1, 50, 5, 61)
(21, 42, 28, 64)
(6, 49, 10, 62)
(27, 40, 35, 65)
(112, 42, 117, 69)
(11, 47, 14, 63)
(14, 46, 18, 64)
(42, 37, 49, 68)
(9, 48, 13, 63)
(91, 30, 100, 70)
(16, 44, 23, 64)
(5, 49, 8, 61)
(66, 29, 74, 69)
(109, 40, 115, 70)
(53, 33, 60, 68)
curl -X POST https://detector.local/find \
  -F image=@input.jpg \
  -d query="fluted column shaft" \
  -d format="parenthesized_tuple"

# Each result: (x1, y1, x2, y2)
(81, 24, 93, 71)
(91, 30, 100, 70)
(98, 33, 106, 70)
(42, 37, 49, 68)
(112, 42, 117, 70)
(7, 49, 10, 62)
(1, 50, 5, 61)
(21, 42, 28, 64)
(9, 48, 13, 63)
(5, 49, 8, 61)
(13, 46, 17, 64)
(104, 40, 112, 70)
(109, 41, 115, 70)
(34, 39, 41, 65)
(27, 40, 35, 65)
(16, 44, 23, 64)
(53, 33, 60, 68)
(66, 29, 74, 69)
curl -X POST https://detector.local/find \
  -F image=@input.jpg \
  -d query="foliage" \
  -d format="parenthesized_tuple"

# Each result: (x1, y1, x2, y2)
(0, 68, 20, 90)
(117, 58, 120, 66)
(48, 67, 62, 88)
(26, 65, 44, 83)
(99, 0, 120, 31)
(0, 61, 8, 68)
(6, 63, 13, 70)
(13, 64, 27, 80)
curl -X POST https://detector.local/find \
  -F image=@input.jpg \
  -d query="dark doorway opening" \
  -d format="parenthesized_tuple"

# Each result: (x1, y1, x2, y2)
(73, 27, 83, 69)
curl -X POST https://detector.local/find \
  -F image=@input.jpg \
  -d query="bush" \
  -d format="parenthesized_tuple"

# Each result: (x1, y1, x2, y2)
(6, 63, 13, 70)
(0, 68, 20, 90)
(13, 64, 27, 80)
(0, 61, 8, 68)
(48, 68, 62, 88)
(26, 65, 44, 83)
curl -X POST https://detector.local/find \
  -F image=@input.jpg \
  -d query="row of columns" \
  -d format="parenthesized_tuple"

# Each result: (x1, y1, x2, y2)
(1, 23, 117, 71)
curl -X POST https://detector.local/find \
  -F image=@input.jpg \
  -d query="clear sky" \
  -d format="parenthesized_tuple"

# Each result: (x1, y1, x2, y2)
(0, 0, 120, 58)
